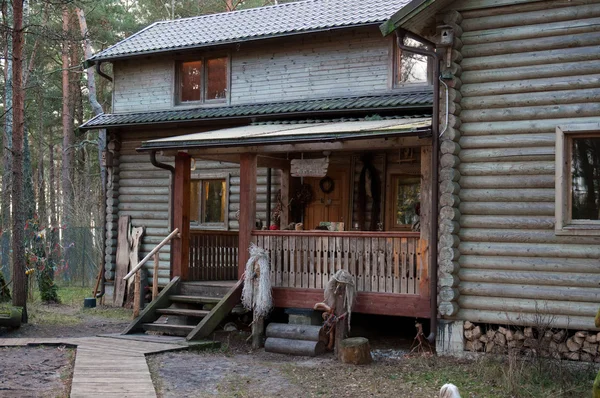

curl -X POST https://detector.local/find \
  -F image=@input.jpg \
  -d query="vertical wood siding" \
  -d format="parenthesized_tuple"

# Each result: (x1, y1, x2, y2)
(111, 27, 392, 113)
(449, 0, 600, 330)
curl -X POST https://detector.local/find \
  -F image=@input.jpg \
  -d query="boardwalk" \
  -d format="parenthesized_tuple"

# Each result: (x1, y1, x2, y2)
(0, 334, 204, 397)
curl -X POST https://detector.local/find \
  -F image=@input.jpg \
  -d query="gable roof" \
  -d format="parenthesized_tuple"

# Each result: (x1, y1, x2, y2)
(88, 0, 410, 64)
(78, 91, 432, 131)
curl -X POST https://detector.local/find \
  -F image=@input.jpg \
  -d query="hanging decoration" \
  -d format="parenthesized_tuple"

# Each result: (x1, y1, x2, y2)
(241, 244, 273, 318)
(357, 154, 381, 231)
(291, 157, 329, 178)
(319, 176, 335, 194)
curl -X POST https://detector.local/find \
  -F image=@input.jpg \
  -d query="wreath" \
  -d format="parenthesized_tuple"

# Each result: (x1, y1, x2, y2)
(319, 176, 335, 194)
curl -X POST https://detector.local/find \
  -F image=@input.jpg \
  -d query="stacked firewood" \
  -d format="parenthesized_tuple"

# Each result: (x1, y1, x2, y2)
(463, 321, 600, 362)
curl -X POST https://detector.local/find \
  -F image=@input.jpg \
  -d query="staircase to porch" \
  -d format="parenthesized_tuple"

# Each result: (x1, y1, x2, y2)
(123, 278, 242, 340)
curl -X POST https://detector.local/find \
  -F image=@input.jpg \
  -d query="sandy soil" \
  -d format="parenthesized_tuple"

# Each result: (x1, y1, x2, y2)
(0, 346, 74, 398)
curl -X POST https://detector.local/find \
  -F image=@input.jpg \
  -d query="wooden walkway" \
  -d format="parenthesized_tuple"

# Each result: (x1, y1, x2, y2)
(0, 334, 199, 397)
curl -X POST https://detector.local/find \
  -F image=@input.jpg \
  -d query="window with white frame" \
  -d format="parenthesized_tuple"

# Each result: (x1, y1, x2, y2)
(392, 37, 430, 87)
(190, 173, 229, 230)
(177, 56, 228, 104)
(556, 124, 600, 235)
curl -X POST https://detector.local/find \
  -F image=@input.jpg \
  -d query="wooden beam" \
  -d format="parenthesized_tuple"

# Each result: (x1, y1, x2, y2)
(272, 288, 431, 318)
(258, 156, 290, 170)
(238, 153, 257, 278)
(279, 168, 290, 227)
(161, 137, 432, 157)
(172, 153, 191, 280)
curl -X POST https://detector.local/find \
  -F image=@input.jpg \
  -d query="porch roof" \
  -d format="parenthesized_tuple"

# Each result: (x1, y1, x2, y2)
(138, 117, 431, 151)
(78, 92, 433, 131)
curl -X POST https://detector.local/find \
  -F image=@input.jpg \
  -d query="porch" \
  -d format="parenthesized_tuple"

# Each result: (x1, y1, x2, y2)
(142, 118, 434, 319)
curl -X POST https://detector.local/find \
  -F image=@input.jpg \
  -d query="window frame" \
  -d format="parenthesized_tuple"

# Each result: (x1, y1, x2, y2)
(190, 171, 230, 231)
(389, 37, 432, 89)
(385, 157, 422, 231)
(174, 54, 230, 107)
(556, 124, 600, 236)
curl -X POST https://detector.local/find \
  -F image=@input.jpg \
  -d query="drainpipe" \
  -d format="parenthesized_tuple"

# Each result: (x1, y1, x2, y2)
(96, 61, 113, 82)
(150, 151, 176, 272)
(395, 29, 441, 344)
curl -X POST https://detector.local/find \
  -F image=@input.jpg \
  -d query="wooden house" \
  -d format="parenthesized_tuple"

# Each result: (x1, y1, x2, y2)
(80, 0, 439, 339)
(381, 0, 600, 355)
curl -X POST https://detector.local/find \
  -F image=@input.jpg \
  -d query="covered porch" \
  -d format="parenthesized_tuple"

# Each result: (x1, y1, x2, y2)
(140, 118, 433, 319)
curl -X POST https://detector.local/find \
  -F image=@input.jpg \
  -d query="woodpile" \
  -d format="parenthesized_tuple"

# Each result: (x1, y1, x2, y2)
(463, 322, 600, 362)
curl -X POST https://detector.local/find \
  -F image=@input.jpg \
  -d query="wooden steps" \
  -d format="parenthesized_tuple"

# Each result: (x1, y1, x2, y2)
(141, 323, 195, 337)
(156, 308, 210, 317)
(124, 278, 243, 341)
(168, 295, 221, 305)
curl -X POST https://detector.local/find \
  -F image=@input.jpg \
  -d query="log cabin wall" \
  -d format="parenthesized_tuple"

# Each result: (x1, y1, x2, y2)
(437, 0, 600, 330)
(111, 26, 393, 113)
(103, 129, 279, 293)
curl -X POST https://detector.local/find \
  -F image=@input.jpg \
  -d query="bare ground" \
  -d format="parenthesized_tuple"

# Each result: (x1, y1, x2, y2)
(0, 346, 75, 398)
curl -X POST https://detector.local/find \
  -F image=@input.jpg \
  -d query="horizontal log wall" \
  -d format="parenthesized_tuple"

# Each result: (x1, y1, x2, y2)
(108, 131, 279, 288)
(446, 0, 600, 330)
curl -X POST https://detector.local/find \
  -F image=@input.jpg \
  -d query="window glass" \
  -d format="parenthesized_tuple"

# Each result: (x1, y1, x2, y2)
(571, 137, 600, 220)
(395, 38, 428, 85)
(190, 180, 201, 223)
(180, 60, 202, 102)
(202, 180, 226, 224)
(206, 57, 227, 101)
(394, 176, 420, 227)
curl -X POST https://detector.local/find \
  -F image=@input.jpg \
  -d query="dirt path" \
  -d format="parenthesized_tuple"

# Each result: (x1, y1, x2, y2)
(0, 346, 74, 398)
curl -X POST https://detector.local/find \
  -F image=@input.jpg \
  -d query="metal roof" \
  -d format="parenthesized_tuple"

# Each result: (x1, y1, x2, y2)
(89, 0, 410, 63)
(139, 118, 431, 151)
(79, 91, 432, 130)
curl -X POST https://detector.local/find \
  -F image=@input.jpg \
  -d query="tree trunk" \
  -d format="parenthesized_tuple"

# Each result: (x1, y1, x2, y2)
(61, 6, 75, 280)
(12, 0, 27, 323)
(1, 0, 13, 280)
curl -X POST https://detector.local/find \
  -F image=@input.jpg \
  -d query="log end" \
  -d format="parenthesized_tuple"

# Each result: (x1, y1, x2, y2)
(339, 337, 372, 365)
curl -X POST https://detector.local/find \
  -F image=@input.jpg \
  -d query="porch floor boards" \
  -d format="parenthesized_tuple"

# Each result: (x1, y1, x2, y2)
(0, 334, 193, 397)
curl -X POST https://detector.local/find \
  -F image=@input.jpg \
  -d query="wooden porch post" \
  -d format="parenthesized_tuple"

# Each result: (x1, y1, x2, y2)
(239, 153, 257, 278)
(172, 152, 191, 280)
(279, 168, 290, 227)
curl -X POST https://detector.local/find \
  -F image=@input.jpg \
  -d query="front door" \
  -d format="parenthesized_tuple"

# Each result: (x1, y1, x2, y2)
(304, 168, 349, 230)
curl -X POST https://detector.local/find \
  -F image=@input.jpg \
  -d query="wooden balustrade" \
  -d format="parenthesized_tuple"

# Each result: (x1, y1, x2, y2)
(189, 231, 239, 281)
(252, 231, 426, 295)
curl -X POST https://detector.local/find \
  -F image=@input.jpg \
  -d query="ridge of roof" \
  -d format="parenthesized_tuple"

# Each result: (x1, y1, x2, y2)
(88, 0, 410, 63)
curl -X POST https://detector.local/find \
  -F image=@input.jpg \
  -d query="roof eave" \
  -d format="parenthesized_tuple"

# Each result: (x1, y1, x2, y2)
(77, 103, 433, 131)
(379, 0, 436, 36)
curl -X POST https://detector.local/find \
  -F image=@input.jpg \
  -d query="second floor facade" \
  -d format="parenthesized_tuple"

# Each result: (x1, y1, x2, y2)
(111, 25, 430, 114)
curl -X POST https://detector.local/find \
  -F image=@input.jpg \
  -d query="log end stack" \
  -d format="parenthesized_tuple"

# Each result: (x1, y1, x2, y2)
(464, 322, 600, 363)
(264, 323, 327, 357)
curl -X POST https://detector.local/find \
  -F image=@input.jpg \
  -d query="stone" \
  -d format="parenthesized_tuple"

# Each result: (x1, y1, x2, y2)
(524, 327, 533, 338)
(486, 329, 495, 340)
(574, 332, 587, 345)
(553, 330, 566, 343)
(583, 341, 598, 355)
(558, 343, 569, 353)
(505, 330, 514, 341)
(498, 327, 507, 335)
(494, 332, 506, 346)
(223, 322, 238, 332)
(514, 330, 525, 341)
(464, 321, 474, 330)
(471, 326, 481, 340)
(465, 340, 483, 352)
(479, 335, 488, 343)
(566, 337, 582, 352)
(485, 341, 495, 353)
(587, 335, 598, 344)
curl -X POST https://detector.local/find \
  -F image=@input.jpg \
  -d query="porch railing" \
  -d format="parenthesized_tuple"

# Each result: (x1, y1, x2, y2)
(252, 231, 426, 295)
(189, 230, 239, 281)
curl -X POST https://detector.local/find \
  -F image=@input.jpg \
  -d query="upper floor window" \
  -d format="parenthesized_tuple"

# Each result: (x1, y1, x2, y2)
(393, 37, 430, 87)
(556, 124, 600, 235)
(178, 56, 228, 104)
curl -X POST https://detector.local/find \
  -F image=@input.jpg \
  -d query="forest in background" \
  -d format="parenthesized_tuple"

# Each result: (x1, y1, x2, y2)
(0, 0, 294, 321)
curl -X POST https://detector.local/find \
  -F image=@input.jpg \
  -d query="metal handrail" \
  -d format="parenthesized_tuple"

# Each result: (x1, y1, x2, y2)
(123, 228, 179, 280)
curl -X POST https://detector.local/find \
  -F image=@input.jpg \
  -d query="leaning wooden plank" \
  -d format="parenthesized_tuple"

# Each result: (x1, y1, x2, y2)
(186, 278, 243, 341)
(121, 276, 180, 335)
(114, 216, 131, 307)
(264, 337, 325, 357)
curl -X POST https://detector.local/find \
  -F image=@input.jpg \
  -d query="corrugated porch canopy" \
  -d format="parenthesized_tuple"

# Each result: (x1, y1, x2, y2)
(138, 118, 431, 151)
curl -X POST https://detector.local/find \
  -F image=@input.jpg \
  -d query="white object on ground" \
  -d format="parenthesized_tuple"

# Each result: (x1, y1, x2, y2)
(439, 383, 461, 398)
